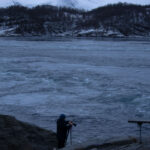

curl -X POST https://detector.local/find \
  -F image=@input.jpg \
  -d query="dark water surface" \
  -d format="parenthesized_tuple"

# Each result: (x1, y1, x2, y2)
(0, 37, 150, 143)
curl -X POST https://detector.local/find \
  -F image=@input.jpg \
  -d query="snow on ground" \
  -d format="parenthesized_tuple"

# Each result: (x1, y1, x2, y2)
(0, 37, 150, 143)
(0, 27, 17, 36)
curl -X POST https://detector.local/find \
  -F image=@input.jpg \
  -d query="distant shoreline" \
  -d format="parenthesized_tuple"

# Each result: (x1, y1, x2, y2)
(0, 35, 150, 42)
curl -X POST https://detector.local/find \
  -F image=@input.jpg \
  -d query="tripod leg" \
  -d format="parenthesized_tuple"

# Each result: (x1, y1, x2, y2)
(70, 128, 72, 145)
(138, 123, 142, 144)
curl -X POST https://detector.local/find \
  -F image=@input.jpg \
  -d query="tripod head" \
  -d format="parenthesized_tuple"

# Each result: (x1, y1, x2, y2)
(69, 121, 77, 127)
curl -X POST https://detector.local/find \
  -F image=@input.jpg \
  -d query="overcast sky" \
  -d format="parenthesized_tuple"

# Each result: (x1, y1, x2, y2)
(0, 0, 150, 9)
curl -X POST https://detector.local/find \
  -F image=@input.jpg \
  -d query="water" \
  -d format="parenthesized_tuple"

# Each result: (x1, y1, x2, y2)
(0, 37, 150, 143)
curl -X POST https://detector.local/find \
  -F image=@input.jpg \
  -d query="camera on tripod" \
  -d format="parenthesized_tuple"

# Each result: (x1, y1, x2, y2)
(69, 121, 77, 127)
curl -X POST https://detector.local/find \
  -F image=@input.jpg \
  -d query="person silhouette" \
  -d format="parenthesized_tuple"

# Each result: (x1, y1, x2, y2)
(56, 114, 73, 149)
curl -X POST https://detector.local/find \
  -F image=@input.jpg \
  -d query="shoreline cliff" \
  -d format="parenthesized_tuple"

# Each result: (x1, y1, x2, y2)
(0, 114, 57, 150)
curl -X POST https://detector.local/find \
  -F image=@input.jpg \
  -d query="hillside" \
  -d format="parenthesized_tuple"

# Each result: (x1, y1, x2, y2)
(0, 3, 150, 37)
(0, 114, 57, 150)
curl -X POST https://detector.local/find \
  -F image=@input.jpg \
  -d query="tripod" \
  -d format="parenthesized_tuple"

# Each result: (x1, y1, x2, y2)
(66, 126, 73, 145)
(69, 127, 73, 145)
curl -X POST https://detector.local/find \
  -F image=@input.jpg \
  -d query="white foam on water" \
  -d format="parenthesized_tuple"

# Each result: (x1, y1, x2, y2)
(0, 37, 150, 143)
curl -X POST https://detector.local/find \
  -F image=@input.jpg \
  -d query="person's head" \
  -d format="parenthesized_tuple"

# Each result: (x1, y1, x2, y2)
(59, 114, 66, 120)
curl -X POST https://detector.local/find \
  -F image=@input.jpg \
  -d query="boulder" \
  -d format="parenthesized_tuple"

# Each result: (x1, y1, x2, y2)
(0, 114, 57, 150)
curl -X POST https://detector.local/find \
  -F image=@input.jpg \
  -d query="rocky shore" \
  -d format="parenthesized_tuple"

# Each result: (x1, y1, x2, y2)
(64, 137, 150, 150)
(0, 114, 150, 150)
(0, 114, 57, 150)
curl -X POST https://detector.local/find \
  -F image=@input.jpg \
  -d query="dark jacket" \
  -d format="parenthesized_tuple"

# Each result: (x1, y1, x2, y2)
(57, 118, 71, 148)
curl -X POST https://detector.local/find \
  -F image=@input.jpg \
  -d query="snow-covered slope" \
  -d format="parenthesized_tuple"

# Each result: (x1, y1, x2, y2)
(0, 3, 150, 37)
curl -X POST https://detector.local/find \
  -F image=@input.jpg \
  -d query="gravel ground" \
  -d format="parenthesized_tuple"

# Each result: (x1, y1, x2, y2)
(90, 139, 150, 150)
(64, 137, 150, 150)
(91, 144, 142, 150)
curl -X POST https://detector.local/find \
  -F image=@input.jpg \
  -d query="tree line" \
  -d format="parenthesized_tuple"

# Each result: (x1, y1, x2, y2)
(0, 3, 150, 36)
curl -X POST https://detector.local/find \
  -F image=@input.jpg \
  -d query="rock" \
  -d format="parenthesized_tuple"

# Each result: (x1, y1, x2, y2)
(63, 137, 137, 150)
(0, 114, 57, 150)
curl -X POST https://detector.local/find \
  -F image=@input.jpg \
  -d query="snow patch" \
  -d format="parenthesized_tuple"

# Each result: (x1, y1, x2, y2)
(0, 27, 17, 36)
